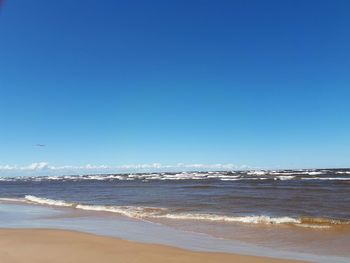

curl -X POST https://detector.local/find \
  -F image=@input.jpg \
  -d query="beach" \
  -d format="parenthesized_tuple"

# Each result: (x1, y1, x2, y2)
(0, 228, 305, 263)
(0, 169, 349, 263)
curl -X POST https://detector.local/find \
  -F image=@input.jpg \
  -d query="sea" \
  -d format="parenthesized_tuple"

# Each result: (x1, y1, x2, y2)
(0, 168, 349, 262)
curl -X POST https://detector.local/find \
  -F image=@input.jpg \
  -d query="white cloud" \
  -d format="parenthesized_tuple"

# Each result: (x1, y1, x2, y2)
(0, 162, 50, 171)
(175, 163, 240, 169)
(0, 165, 15, 170)
(118, 163, 163, 169)
(26, 162, 50, 170)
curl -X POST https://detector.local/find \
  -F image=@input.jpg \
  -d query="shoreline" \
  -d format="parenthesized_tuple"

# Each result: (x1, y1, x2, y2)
(0, 228, 306, 263)
(1, 201, 349, 263)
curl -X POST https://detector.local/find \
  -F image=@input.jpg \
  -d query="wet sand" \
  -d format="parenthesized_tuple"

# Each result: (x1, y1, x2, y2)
(0, 228, 306, 263)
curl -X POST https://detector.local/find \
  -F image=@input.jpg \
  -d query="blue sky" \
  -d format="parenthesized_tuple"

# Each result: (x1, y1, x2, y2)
(0, 0, 349, 174)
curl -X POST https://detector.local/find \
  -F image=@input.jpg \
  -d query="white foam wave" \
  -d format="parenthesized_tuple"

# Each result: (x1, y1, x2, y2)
(296, 224, 331, 229)
(301, 177, 350, 181)
(76, 204, 167, 218)
(25, 195, 74, 207)
(4, 195, 348, 228)
(275, 176, 296, 181)
(21, 196, 299, 225)
(1, 169, 349, 182)
(307, 172, 324, 175)
(336, 171, 350, 174)
(155, 213, 300, 224)
(24, 195, 167, 218)
(221, 177, 270, 181)
(247, 171, 266, 176)
(209, 175, 239, 179)
(270, 172, 300, 175)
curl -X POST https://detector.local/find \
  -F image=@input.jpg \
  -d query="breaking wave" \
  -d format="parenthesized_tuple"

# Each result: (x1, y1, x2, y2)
(0, 169, 349, 182)
(275, 176, 296, 181)
(1, 195, 349, 229)
(155, 213, 300, 224)
(22, 195, 167, 218)
(301, 177, 350, 181)
(25, 195, 76, 207)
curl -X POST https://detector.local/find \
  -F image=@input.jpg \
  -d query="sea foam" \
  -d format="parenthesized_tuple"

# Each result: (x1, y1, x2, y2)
(0, 195, 342, 228)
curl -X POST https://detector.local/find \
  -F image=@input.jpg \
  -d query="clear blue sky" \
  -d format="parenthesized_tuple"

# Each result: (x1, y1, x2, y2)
(0, 0, 349, 171)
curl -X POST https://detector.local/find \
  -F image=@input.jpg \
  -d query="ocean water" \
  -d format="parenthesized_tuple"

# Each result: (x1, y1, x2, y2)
(0, 168, 350, 260)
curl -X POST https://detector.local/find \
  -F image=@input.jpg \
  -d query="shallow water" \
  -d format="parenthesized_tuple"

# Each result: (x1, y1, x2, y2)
(0, 202, 348, 263)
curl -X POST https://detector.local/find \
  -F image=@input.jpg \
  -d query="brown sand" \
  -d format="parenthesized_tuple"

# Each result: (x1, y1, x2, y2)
(0, 228, 307, 263)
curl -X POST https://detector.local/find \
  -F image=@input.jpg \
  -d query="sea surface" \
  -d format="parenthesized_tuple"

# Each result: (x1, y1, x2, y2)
(0, 168, 350, 261)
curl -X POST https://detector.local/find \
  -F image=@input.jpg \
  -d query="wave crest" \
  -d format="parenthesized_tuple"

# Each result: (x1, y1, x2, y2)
(0, 195, 346, 229)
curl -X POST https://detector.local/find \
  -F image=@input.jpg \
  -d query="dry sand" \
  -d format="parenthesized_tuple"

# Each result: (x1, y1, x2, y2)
(0, 228, 307, 263)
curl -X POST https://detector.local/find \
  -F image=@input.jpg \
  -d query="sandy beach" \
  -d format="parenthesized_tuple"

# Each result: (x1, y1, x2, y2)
(0, 228, 306, 263)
